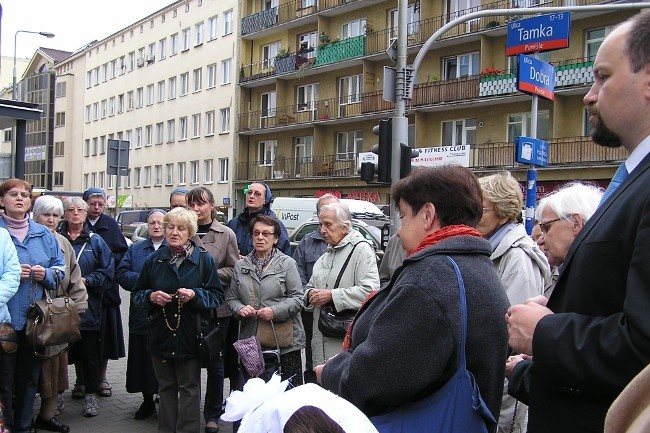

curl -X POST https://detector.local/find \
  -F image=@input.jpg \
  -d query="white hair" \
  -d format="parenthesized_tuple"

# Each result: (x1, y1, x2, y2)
(536, 182, 603, 222)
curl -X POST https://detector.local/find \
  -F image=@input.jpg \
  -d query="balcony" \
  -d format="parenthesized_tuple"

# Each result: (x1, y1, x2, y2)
(413, 76, 480, 106)
(315, 35, 365, 66)
(235, 136, 626, 182)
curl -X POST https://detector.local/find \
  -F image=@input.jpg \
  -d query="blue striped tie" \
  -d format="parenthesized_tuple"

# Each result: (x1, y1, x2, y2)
(598, 163, 628, 208)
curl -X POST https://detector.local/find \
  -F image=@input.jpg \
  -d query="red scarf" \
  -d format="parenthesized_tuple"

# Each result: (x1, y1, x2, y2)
(340, 224, 482, 351)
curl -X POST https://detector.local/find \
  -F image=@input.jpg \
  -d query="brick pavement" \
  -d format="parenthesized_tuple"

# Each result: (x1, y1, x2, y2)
(34, 291, 234, 433)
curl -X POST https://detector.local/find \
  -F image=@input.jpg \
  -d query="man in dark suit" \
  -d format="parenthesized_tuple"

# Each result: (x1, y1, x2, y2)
(506, 11, 650, 433)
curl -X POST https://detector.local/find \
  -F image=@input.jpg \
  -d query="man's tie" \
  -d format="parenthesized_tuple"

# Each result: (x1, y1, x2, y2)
(598, 163, 629, 208)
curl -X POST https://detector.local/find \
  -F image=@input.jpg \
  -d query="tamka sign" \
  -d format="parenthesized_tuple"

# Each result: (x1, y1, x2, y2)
(506, 13, 571, 56)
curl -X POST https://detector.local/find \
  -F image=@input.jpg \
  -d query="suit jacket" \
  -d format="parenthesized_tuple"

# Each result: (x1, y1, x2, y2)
(510, 152, 650, 433)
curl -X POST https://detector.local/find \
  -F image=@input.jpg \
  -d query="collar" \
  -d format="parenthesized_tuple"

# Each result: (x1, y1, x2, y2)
(625, 134, 650, 174)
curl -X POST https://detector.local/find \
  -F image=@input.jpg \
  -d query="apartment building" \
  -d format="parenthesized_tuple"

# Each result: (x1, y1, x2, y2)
(53, 0, 238, 214)
(235, 0, 634, 207)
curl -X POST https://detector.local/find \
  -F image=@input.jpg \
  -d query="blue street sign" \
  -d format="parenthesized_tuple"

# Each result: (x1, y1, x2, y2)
(515, 136, 548, 167)
(516, 54, 556, 101)
(506, 13, 571, 56)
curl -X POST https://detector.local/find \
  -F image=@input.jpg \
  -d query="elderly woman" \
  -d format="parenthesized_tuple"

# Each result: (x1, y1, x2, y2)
(477, 172, 551, 433)
(305, 202, 379, 369)
(0, 179, 65, 433)
(318, 166, 510, 427)
(32, 196, 88, 433)
(116, 209, 166, 420)
(58, 196, 114, 418)
(132, 207, 223, 433)
(229, 215, 305, 386)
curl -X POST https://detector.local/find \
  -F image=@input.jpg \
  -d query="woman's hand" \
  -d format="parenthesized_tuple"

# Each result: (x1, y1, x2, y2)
(177, 288, 195, 304)
(150, 290, 173, 306)
(20, 264, 32, 281)
(505, 354, 532, 378)
(31, 265, 46, 282)
(239, 305, 256, 318)
(308, 289, 333, 307)
(314, 364, 325, 384)
(257, 307, 274, 321)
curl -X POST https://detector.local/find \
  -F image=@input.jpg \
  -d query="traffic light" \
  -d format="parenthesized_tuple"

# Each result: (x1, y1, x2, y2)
(373, 119, 392, 183)
(400, 145, 419, 178)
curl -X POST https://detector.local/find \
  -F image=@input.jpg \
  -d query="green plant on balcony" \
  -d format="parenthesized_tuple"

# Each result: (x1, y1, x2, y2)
(318, 32, 331, 49)
(364, 21, 375, 35)
(480, 67, 503, 80)
(426, 74, 440, 84)
(275, 48, 290, 60)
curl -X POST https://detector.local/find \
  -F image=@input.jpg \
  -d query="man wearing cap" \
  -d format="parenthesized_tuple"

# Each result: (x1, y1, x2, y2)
(227, 182, 291, 257)
(81, 187, 128, 398)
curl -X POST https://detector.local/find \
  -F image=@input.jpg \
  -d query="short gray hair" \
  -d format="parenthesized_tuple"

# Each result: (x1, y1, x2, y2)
(63, 196, 89, 213)
(320, 202, 352, 232)
(535, 182, 603, 223)
(32, 195, 64, 220)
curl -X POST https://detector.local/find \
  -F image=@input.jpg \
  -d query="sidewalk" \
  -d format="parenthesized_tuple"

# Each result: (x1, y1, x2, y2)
(35, 292, 234, 433)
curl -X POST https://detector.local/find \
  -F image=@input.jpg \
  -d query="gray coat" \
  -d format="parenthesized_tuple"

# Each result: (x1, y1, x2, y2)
(228, 252, 305, 355)
(305, 230, 380, 365)
(321, 235, 510, 422)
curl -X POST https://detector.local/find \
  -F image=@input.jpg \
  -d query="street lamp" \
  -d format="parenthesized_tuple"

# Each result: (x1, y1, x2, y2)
(13, 30, 55, 100)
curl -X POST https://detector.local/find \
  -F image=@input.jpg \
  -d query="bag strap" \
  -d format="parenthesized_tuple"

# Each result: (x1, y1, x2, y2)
(75, 242, 88, 263)
(245, 269, 280, 349)
(445, 256, 468, 371)
(333, 241, 369, 289)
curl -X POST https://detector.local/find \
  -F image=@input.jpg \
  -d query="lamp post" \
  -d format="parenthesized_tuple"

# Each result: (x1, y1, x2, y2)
(13, 30, 55, 100)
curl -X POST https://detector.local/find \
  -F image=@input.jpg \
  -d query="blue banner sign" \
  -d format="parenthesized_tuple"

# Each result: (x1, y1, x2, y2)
(515, 136, 548, 167)
(506, 13, 571, 56)
(517, 54, 556, 101)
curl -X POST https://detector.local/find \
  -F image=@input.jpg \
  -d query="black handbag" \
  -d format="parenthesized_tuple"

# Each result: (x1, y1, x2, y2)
(317, 242, 368, 338)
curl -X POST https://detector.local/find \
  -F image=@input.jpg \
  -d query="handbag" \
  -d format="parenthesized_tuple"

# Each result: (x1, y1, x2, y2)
(0, 322, 18, 354)
(317, 242, 368, 338)
(195, 250, 222, 367)
(233, 335, 266, 378)
(369, 256, 496, 433)
(25, 271, 82, 357)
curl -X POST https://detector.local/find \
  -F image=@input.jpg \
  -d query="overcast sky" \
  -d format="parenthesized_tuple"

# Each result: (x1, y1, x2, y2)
(2, 0, 169, 59)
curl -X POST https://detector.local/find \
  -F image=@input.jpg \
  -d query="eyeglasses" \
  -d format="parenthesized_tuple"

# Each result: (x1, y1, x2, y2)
(65, 208, 86, 214)
(253, 230, 275, 238)
(246, 190, 264, 197)
(5, 191, 30, 199)
(539, 218, 562, 234)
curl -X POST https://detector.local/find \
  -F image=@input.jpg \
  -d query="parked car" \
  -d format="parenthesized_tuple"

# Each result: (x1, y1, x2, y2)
(289, 217, 384, 265)
(117, 210, 151, 239)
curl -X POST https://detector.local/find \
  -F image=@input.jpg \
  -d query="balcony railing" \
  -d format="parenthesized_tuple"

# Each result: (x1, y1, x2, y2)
(315, 35, 365, 66)
(413, 75, 480, 106)
(236, 155, 359, 181)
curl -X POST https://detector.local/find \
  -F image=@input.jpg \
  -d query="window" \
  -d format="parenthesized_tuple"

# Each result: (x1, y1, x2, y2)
(339, 75, 362, 115)
(337, 130, 362, 160)
(195, 22, 204, 45)
(159, 38, 167, 60)
(206, 110, 215, 135)
(219, 108, 230, 133)
(446, 0, 480, 21)
(84, 174, 89, 189)
(55, 112, 66, 127)
(178, 162, 186, 184)
(169, 76, 177, 99)
(342, 18, 366, 39)
(257, 140, 277, 165)
(110, 60, 117, 78)
(85, 105, 91, 123)
(109, 97, 115, 116)
(193, 68, 202, 92)
(182, 28, 191, 50)
(86, 71, 92, 88)
(145, 125, 153, 146)
(135, 127, 142, 148)
(127, 91, 134, 111)
(179, 117, 188, 140)
(125, 129, 132, 149)
(221, 59, 231, 84)
(586, 27, 613, 61)
(583, 108, 594, 137)
(54, 141, 64, 157)
(101, 100, 107, 118)
(207, 63, 217, 88)
(98, 171, 105, 189)
(192, 114, 201, 138)
(107, 174, 114, 190)
(156, 122, 164, 144)
(204, 159, 213, 183)
(441, 118, 476, 146)
(129, 51, 135, 71)
(94, 67, 100, 85)
(136, 87, 143, 108)
(298, 32, 317, 59)
(180, 72, 189, 95)
(261, 92, 276, 120)
(155, 165, 163, 186)
(100, 136, 106, 154)
(223, 10, 233, 35)
(261, 42, 281, 69)
(125, 169, 131, 188)
(297, 83, 319, 112)
(508, 51, 549, 74)
(170, 33, 178, 55)
(118, 94, 124, 113)
(507, 111, 549, 141)
(208, 16, 218, 40)
(102, 64, 109, 82)
(294, 136, 313, 177)
(134, 167, 141, 187)
(166, 163, 174, 184)
(55, 82, 66, 98)
(443, 52, 480, 79)
(167, 119, 175, 142)
(190, 160, 199, 184)
(119, 56, 126, 75)
(84, 139, 90, 157)
(143, 166, 151, 187)
(219, 158, 229, 182)
(93, 102, 99, 120)
(53, 172, 64, 187)
(147, 84, 154, 105)
(157, 81, 165, 102)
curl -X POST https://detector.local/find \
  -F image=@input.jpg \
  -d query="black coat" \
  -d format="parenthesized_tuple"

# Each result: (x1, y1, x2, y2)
(510, 153, 650, 433)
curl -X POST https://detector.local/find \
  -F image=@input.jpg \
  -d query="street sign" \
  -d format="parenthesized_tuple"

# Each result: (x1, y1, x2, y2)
(107, 139, 130, 176)
(516, 54, 556, 101)
(506, 13, 571, 56)
(515, 136, 548, 167)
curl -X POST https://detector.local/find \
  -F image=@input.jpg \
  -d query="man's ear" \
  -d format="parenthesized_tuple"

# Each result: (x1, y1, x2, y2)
(572, 214, 585, 234)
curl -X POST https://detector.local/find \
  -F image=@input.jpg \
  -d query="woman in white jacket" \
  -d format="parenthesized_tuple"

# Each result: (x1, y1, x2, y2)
(304, 202, 380, 369)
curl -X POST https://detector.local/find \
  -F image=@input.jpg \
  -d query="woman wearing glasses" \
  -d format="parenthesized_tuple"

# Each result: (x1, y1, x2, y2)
(228, 215, 305, 386)
(0, 179, 65, 433)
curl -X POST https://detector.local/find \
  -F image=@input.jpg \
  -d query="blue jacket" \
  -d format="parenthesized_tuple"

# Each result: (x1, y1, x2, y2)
(116, 238, 164, 334)
(0, 218, 65, 330)
(227, 207, 291, 257)
(0, 228, 21, 323)
(60, 227, 115, 331)
(293, 229, 328, 289)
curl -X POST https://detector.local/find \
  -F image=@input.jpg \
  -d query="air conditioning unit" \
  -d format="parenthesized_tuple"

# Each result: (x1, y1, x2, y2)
(146, 55, 155, 64)
(136, 58, 145, 67)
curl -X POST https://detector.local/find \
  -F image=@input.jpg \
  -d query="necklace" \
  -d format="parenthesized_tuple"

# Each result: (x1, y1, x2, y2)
(161, 292, 182, 332)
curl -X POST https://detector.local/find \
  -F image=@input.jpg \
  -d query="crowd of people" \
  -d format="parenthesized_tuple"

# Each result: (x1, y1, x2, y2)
(0, 10, 649, 433)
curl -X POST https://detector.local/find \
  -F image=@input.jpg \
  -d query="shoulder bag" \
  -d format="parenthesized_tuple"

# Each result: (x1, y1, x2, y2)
(25, 270, 82, 358)
(318, 241, 368, 338)
(195, 249, 223, 367)
(0, 322, 18, 354)
(248, 266, 293, 349)
(369, 256, 496, 433)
